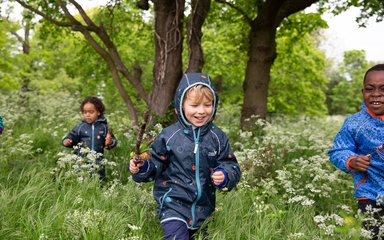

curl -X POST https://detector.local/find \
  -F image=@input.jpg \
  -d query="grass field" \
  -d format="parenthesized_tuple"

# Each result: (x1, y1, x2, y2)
(0, 92, 366, 239)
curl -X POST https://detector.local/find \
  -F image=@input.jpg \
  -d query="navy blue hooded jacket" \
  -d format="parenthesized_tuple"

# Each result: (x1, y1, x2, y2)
(132, 73, 241, 229)
(62, 115, 117, 154)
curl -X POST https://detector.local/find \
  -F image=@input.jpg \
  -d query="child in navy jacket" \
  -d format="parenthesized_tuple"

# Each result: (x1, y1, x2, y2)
(129, 73, 241, 239)
(62, 96, 117, 180)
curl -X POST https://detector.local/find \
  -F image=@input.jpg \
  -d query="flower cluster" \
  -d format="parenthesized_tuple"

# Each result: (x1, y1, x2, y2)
(64, 209, 106, 238)
(313, 214, 344, 236)
(52, 144, 117, 183)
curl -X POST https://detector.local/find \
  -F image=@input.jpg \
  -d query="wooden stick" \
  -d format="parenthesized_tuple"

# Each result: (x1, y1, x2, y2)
(134, 111, 151, 165)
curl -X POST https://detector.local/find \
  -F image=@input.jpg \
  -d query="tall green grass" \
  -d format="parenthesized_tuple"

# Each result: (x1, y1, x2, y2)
(0, 91, 364, 239)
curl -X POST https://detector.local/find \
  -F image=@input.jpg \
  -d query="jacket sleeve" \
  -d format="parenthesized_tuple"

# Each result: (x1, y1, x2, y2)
(62, 124, 81, 148)
(214, 134, 241, 191)
(328, 118, 357, 174)
(131, 130, 169, 183)
(107, 136, 117, 149)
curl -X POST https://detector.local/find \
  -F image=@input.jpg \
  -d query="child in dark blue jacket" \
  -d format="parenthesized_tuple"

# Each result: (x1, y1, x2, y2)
(129, 73, 241, 239)
(329, 64, 384, 239)
(62, 96, 117, 180)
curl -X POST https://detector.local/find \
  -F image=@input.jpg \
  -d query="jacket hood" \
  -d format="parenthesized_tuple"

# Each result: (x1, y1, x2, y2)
(174, 73, 218, 128)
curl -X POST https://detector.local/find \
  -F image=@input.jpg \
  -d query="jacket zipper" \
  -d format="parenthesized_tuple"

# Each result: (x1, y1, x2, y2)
(91, 124, 95, 150)
(191, 128, 201, 227)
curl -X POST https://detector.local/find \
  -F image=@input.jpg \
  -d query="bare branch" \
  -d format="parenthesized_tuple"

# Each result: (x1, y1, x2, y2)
(68, 0, 97, 27)
(9, 30, 23, 43)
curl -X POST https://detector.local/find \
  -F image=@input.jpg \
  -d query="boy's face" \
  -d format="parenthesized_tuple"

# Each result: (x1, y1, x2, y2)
(363, 70, 384, 116)
(183, 94, 213, 127)
(82, 102, 101, 123)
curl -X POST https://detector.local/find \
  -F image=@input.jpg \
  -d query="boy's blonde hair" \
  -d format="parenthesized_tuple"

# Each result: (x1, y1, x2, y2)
(184, 85, 214, 103)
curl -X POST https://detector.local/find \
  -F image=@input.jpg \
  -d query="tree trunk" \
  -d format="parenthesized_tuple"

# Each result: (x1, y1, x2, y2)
(150, 0, 185, 116)
(238, 0, 319, 130)
(186, 0, 211, 73)
(240, 26, 277, 130)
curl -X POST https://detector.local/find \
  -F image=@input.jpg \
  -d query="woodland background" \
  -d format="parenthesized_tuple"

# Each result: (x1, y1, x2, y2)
(0, 0, 383, 239)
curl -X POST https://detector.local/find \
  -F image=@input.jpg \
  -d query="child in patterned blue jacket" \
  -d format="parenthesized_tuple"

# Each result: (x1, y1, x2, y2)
(329, 64, 384, 239)
(129, 73, 241, 240)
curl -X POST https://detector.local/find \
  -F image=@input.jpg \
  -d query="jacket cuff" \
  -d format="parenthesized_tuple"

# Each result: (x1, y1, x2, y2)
(138, 160, 149, 173)
(105, 138, 117, 149)
(346, 156, 356, 170)
(213, 168, 228, 189)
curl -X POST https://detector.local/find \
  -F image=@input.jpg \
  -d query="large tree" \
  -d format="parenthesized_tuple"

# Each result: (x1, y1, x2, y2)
(215, 0, 320, 129)
(5, 0, 211, 127)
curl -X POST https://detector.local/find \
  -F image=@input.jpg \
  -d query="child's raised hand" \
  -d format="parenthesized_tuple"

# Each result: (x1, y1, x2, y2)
(129, 157, 144, 174)
(63, 138, 73, 147)
(212, 170, 225, 185)
(349, 155, 370, 172)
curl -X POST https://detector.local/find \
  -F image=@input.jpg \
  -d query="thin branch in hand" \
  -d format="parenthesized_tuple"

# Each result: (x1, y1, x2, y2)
(135, 111, 151, 155)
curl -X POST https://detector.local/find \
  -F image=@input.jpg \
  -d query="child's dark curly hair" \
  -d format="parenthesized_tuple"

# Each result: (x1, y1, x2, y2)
(80, 96, 105, 115)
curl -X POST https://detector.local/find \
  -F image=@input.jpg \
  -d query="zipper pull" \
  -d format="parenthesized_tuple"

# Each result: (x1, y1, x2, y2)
(194, 143, 198, 154)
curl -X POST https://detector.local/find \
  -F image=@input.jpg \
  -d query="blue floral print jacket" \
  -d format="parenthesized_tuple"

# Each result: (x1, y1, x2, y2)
(329, 102, 384, 202)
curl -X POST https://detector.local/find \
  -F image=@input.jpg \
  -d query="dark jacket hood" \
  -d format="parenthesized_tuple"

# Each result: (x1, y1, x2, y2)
(174, 73, 218, 128)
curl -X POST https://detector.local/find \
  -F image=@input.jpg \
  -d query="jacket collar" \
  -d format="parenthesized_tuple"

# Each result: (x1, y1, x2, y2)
(364, 102, 384, 121)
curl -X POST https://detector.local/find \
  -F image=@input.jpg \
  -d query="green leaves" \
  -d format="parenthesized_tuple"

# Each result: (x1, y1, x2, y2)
(269, 13, 328, 115)
(327, 50, 368, 115)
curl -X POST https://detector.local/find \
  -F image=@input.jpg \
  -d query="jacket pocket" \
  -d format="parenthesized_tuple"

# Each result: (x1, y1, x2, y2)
(159, 187, 173, 209)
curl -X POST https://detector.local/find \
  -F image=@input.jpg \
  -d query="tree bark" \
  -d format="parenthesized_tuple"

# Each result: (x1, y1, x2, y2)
(186, 0, 211, 73)
(240, 25, 277, 129)
(150, 0, 185, 115)
(238, 0, 319, 130)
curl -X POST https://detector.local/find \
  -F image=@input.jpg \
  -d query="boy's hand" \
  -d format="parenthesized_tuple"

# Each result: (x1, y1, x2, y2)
(63, 138, 73, 146)
(212, 171, 225, 185)
(129, 157, 145, 174)
(349, 155, 370, 172)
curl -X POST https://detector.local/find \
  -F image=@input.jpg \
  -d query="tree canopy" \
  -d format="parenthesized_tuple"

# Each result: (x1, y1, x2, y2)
(0, 0, 380, 128)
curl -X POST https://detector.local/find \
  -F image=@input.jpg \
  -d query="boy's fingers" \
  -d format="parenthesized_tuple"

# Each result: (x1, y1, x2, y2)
(355, 161, 369, 171)
(212, 174, 224, 180)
